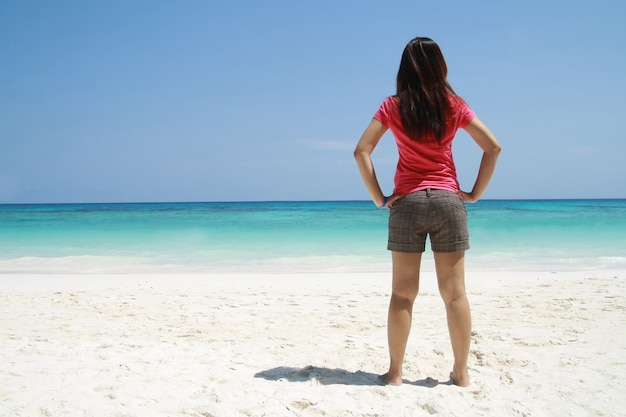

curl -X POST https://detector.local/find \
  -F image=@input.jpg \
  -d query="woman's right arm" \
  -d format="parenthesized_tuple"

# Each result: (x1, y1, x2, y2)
(460, 117, 502, 203)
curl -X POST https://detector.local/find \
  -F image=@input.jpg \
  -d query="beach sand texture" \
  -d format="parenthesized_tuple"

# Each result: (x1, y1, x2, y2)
(1, 271, 625, 417)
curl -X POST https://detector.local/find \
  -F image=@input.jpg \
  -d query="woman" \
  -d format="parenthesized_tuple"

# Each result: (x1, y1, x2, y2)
(354, 37, 501, 387)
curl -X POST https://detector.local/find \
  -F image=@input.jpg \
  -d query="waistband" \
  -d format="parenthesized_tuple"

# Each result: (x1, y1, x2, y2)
(412, 188, 458, 197)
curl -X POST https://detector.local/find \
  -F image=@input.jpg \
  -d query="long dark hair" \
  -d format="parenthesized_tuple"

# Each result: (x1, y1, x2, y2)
(396, 37, 456, 143)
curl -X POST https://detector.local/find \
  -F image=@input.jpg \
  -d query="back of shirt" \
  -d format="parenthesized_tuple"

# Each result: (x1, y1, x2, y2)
(373, 95, 475, 195)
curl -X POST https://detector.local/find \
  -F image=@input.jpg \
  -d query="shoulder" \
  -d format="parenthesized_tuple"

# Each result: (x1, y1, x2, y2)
(447, 94, 475, 126)
(374, 96, 398, 123)
(379, 96, 398, 114)
(380, 95, 398, 109)
(448, 93, 469, 109)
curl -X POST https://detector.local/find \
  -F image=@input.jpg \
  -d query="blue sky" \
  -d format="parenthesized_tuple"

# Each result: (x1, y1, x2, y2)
(1, 0, 625, 203)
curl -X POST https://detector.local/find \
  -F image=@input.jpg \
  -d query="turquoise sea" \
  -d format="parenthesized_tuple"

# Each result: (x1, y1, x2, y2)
(1, 200, 625, 274)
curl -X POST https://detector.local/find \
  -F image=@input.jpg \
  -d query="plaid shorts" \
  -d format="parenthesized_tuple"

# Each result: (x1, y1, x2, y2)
(387, 189, 470, 253)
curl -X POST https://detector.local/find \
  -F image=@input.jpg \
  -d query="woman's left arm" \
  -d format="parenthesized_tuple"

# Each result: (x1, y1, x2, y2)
(354, 118, 400, 208)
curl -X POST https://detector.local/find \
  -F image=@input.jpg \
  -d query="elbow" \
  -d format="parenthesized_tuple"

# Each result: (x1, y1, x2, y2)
(488, 144, 502, 156)
(353, 146, 367, 160)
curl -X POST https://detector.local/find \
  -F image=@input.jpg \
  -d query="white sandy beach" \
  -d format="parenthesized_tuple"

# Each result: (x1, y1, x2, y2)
(1, 270, 625, 417)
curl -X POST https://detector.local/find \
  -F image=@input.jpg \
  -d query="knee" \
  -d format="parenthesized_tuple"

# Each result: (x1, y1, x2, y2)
(390, 290, 417, 309)
(438, 285, 466, 306)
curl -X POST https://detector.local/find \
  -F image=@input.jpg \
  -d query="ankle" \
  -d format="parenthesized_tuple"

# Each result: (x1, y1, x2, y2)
(450, 366, 470, 387)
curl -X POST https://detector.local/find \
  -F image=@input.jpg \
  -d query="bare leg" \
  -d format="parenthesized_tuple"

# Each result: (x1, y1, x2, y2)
(380, 251, 422, 386)
(434, 251, 471, 387)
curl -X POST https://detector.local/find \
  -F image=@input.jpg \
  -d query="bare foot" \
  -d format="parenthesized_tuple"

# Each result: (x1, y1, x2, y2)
(449, 370, 470, 387)
(379, 372, 402, 386)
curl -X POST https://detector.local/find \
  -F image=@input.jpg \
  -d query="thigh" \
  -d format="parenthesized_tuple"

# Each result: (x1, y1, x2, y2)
(391, 251, 423, 298)
(434, 251, 466, 299)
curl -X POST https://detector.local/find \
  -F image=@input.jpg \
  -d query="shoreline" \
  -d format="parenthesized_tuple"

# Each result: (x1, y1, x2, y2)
(2, 270, 625, 416)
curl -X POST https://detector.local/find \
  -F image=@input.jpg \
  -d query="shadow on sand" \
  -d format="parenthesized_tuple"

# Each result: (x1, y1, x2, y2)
(254, 365, 453, 387)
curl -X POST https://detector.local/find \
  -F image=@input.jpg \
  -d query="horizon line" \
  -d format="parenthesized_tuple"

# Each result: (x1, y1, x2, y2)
(1, 197, 626, 206)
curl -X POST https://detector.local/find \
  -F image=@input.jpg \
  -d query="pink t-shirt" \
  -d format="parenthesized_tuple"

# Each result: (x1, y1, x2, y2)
(374, 95, 475, 195)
